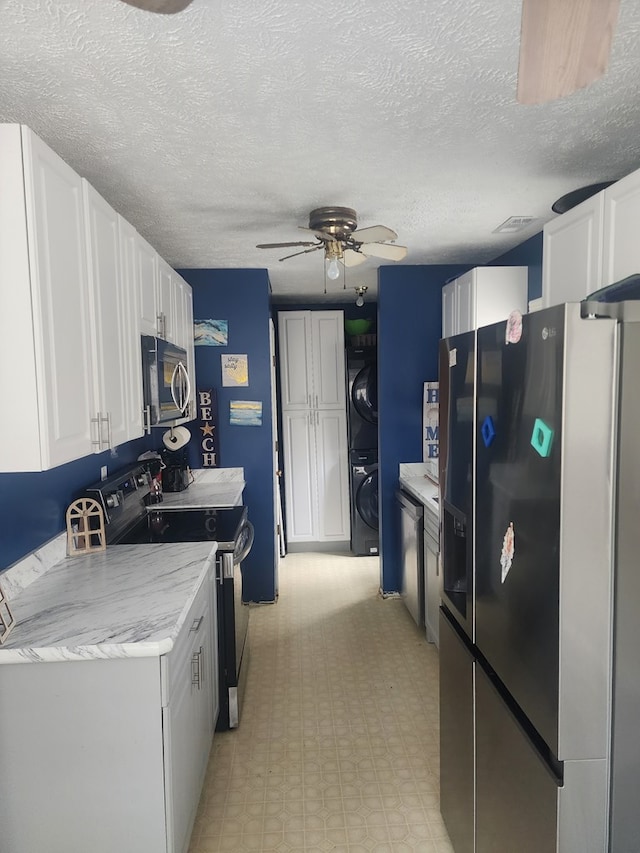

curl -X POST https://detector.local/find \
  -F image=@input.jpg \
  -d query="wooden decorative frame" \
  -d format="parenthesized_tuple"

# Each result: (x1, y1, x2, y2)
(0, 583, 16, 645)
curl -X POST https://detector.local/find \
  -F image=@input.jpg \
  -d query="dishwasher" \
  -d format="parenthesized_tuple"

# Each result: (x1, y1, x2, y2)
(424, 500, 440, 646)
(396, 488, 424, 627)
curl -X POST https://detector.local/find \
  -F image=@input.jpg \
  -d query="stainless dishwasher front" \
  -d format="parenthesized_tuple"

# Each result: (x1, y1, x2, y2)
(396, 488, 424, 627)
(424, 502, 440, 646)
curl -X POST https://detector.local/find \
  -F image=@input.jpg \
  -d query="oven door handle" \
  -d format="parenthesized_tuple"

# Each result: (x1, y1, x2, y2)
(233, 520, 255, 565)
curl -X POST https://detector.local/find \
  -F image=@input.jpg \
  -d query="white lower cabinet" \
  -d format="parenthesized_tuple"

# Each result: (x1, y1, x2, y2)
(162, 578, 214, 853)
(0, 575, 216, 853)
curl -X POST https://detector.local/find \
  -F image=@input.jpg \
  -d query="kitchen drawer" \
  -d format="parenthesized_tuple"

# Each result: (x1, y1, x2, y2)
(161, 575, 210, 706)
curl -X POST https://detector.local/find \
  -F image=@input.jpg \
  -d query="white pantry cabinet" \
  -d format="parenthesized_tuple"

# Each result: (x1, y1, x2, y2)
(0, 570, 216, 853)
(278, 311, 350, 545)
(543, 167, 640, 307)
(0, 125, 95, 471)
(442, 266, 528, 337)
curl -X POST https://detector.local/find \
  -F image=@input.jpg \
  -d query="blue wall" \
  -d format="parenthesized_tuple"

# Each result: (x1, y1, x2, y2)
(0, 434, 155, 573)
(377, 264, 468, 593)
(491, 232, 543, 301)
(177, 268, 276, 603)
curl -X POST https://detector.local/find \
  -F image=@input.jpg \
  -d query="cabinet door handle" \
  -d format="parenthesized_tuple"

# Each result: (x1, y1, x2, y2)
(142, 405, 152, 435)
(100, 412, 111, 448)
(191, 650, 201, 688)
(157, 312, 167, 339)
(191, 646, 204, 689)
(190, 616, 204, 632)
(91, 413, 102, 449)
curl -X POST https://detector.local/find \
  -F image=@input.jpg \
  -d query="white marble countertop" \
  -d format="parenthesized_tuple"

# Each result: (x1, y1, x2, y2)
(398, 462, 439, 516)
(0, 542, 216, 665)
(160, 467, 245, 509)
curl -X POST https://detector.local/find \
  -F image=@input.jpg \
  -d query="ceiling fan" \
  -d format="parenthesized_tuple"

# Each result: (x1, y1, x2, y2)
(517, 0, 620, 104)
(256, 207, 407, 278)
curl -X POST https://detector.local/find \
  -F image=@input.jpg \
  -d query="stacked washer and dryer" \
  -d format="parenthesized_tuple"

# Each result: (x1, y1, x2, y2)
(347, 345, 379, 556)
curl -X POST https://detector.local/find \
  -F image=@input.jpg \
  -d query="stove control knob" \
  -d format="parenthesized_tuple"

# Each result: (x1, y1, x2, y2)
(105, 493, 120, 509)
(136, 473, 149, 487)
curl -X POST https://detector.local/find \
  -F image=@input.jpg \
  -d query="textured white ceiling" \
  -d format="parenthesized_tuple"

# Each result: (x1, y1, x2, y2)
(2, 0, 640, 302)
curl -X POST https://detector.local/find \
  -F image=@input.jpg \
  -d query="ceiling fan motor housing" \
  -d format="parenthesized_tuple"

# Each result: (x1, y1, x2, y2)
(309, 207, 358, 239)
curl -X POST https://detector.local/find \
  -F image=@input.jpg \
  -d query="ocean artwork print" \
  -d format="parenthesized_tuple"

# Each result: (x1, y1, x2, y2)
(194, 319, 228, 346)
(229, 400, 262, 427)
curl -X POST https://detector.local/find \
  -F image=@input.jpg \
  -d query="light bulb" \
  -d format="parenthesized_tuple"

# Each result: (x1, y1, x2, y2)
(326, 258, 340, 280)
(355, 296, 364, 307)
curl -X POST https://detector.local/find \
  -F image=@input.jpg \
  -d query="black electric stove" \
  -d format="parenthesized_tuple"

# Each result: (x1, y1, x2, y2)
(81, 463, 253, 730)
(119, 506, 248, 550)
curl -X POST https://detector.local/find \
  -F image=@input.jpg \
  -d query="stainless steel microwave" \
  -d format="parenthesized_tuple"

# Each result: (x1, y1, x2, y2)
(141, 335, 191, 428)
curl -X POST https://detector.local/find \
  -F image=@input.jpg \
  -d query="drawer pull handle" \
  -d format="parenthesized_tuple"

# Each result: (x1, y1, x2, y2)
(190, 616, 204, 632)
(191, 647, 204, 689)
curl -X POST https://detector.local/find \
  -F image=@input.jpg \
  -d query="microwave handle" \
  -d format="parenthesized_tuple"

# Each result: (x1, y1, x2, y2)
(179, 361, 191, 415)
(170, 361, 190, 416)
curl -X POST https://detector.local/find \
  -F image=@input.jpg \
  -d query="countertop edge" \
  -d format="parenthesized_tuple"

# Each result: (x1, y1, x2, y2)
(0, 543, 218, 665)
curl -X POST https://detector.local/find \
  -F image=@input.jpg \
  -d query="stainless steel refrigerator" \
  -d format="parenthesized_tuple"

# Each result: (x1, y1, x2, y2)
(439, 300, 640, 853)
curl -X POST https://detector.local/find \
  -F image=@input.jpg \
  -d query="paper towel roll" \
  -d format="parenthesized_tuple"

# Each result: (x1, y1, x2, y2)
(162, 425, 191, 451)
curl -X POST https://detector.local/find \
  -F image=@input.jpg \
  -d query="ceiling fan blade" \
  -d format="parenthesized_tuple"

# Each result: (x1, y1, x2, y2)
(342, 249, 368, 268)
(360, 243, 408, 262)
(298, 226, 331, 240)
(517, 0, 620, 105)
(119, 0, 193, 11)
(351, 225, 398, 243)
(256, 241, 319, 249)
(278, 245, 324, 262)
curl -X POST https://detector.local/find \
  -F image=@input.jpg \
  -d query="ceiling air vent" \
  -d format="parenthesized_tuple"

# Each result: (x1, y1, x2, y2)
(493, 216, 537, 233)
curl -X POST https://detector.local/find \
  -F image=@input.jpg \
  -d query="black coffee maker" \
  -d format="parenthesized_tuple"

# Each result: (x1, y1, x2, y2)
(160, 446, 190, 492)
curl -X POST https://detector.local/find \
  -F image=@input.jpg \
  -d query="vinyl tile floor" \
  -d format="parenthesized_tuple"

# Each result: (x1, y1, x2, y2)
(188, 551, 453, 853)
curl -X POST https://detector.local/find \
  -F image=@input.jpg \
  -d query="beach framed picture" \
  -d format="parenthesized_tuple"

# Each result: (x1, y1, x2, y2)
(230, 400, 262, 427)
(194, 319, 228, 346)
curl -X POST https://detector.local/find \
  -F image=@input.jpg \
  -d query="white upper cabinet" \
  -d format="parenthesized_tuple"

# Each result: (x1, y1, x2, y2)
(118, 216, 147, 442)
(157, 257, 175, 342)
(279, 311, 346, 410)
(442, 267, 528, 338)
(84, 181, 142, 450)
(0, 123, 196, 471)
(543, 168, 640, 306)
(602, 169, 640, 288)
(138, 234, 159, 337)
(542, 192, 605, 307)
(0, 125, 95, 471)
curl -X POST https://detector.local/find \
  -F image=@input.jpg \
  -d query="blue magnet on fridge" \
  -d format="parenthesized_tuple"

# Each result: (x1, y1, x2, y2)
(530, 418, 554, 457)
(481, 416, 496, 447)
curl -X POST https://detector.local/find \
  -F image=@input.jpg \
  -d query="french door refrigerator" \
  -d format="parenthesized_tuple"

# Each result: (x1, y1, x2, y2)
(440, 300, 640, 853)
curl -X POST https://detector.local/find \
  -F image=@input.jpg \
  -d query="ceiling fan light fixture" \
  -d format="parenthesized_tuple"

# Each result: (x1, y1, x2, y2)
(326, 258, 341, 280)
(355, 285, 368, 307)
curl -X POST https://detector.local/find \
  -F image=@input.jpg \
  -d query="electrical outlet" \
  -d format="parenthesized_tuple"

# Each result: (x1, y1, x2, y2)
(100, 466, 108, 481)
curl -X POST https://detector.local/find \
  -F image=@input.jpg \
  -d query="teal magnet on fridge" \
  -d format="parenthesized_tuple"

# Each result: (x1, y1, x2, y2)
(530, 418, 554, 457)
